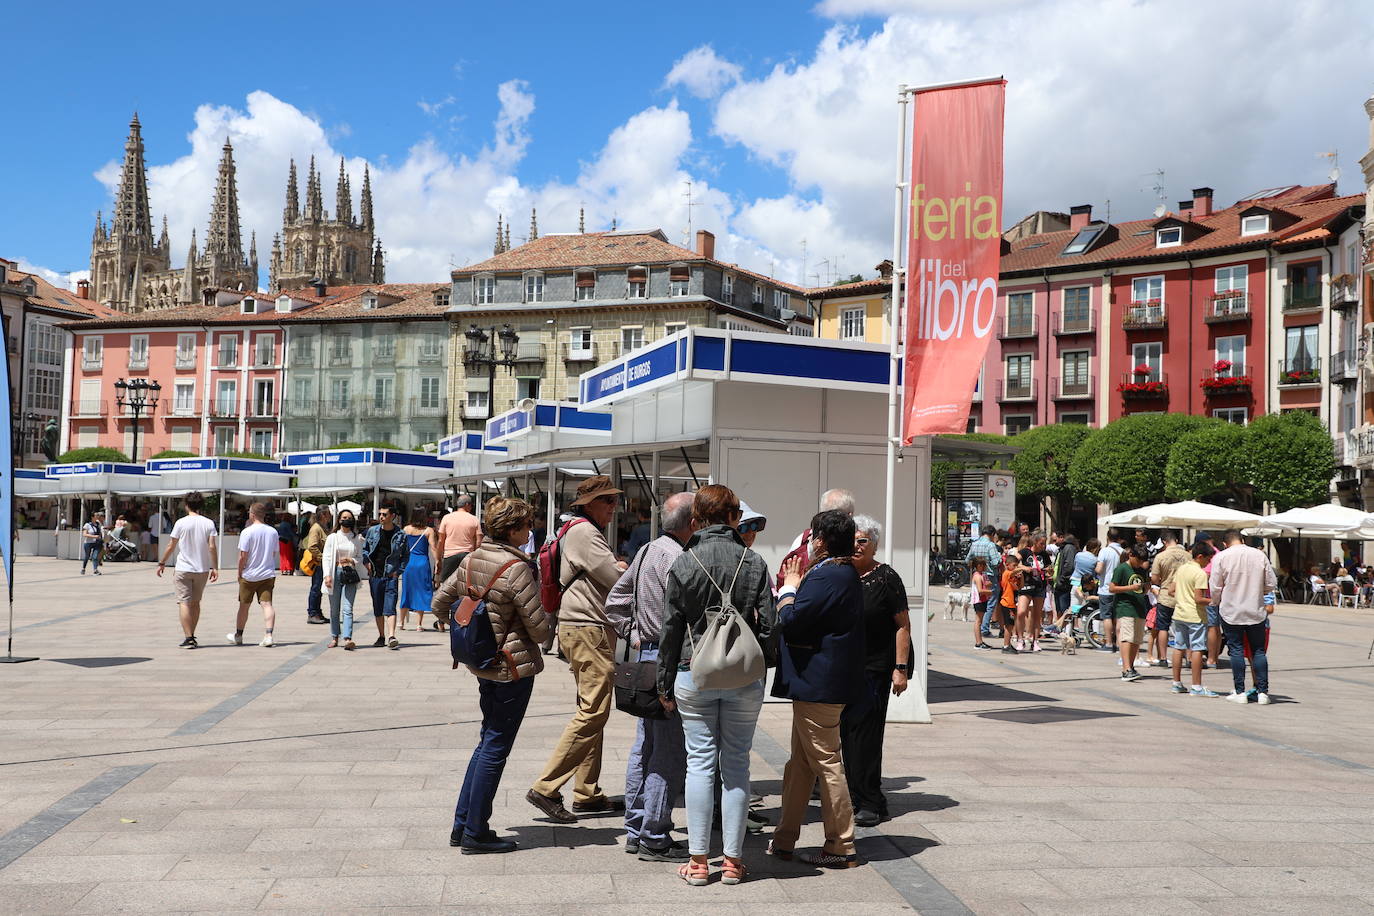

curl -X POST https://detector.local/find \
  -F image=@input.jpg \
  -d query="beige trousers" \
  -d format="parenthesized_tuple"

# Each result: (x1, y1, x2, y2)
(530, 624, 615, 803)
(772, 700, 856, 856)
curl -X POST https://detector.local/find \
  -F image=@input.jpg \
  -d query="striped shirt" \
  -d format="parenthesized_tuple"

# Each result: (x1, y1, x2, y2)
(605, 534, 685, 643)
(964, 536, 1002, 574)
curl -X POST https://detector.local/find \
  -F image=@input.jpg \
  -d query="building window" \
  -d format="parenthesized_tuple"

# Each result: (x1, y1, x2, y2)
(1006, 353, 1032, 398)
(517, 377, 541, 400)
(251, 429, 273, 455)
(569, 327, 593, 358)
(664, 322, 687, 338)
(329, 378, 351, 406)
(329, 429, 350, 447)
(128, 335, 149, 369)
(575, 270, 596, 301)
(1004, 414, 1032, 435)
(27, 322, 61, 366)
(1241, 214, 1269, 236)
(1131, 342, 1162, 381)
(1284, 325, 1319, 372)
(82, 336, 103, 369)
(1216, 336, 1245, 375)
(372, 376, 393, 408)
(217, 334, 239, 368)
(1006, 291, 1034, 335)
(524, 272, 544, 303)
(434, 289, 450, 308)
(669, 265, 689, 296)
(170, 426, 193, 450)
(773, 289, 790, 312)
(1156, 226, 1183, 247)
(214, 427, 236, 456)
(28, 367, 61, 412)
(466, 389, 489, 415)
(1131, 275, 1163, 304)
(1062, 287, 1090, 327)
(722, 274, 734, 300)
(752, 284, 764, 305)
(840, 307, 865, 340)
(1060, 412, 1090, 424)
(475, 275, 496, 305)
(176, 333, 197, 368)
(419, 331, 444, 359)
(621, 327, 645, 353)
(215, 380, 237, 416)
(293, 377, 313, 409)
(1062, 350, 1090, 388)
(628, 268, 647, 299)
(419, 376, 441, 409)
(254, 334, 274, 367)
(373, 333, 395, 359)
(1214, 407, 1248, 425)
(1215, 265, 1247, 295)
(174, 381, 196, 415)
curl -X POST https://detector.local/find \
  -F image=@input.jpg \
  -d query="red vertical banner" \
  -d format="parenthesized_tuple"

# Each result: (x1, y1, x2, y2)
(902, 80, 1006, 443)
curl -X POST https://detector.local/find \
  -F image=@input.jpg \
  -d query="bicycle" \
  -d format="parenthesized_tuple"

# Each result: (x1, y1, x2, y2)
(929, 555, 969, 589)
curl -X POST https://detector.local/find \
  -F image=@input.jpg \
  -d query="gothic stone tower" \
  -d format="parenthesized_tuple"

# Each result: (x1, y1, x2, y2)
(269, 156, 384, 291)
(89, 114, 171, 311)
(179, 139, 259, 302)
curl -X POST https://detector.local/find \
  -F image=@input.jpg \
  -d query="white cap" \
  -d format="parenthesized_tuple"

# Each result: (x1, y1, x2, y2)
(739, 501, 766, 525)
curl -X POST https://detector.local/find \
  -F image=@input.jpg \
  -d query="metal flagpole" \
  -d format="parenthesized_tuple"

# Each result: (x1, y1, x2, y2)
(883, 84, 910, 569)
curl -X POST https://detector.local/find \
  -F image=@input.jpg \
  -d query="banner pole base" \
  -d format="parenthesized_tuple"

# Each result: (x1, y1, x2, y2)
(0, 656, 38, 664)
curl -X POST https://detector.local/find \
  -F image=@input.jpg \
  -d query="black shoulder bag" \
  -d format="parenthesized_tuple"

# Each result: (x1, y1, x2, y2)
(613, 546, 668, 720)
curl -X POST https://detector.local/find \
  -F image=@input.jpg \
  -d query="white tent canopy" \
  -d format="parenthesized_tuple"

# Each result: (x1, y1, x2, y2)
(1244, 504, 1374, 540)
(1099, 501, 1262, 529)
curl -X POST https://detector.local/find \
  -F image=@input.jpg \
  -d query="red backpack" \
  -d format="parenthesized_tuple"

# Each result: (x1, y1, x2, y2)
(538, 518, 588, 615)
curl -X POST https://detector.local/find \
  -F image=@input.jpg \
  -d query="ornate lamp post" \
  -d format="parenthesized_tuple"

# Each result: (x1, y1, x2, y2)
(461, 324, 520, 423)
(113, 378, 161, 462)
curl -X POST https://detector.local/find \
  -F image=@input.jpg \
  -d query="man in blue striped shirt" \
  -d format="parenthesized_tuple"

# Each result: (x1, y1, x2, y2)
(965, 526, 1002, 638)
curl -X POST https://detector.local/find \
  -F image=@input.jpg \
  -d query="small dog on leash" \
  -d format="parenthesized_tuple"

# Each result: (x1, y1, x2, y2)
(944, 592, 971, 621)
(1060, 632, 1079, 655)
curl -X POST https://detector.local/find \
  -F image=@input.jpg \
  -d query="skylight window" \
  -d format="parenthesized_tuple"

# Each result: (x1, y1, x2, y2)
(1241, 214, 1270, 236)
(1156, 226, 1183, 248)
(1062, 224, 1105, 256)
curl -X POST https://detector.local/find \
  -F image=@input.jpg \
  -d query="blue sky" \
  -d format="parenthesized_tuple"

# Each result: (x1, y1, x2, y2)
(5, 0, 1372, 290)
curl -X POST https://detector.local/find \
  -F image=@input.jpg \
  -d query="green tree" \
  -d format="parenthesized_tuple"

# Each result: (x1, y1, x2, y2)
(1164, 423, 1253, 507)
(57, 446, 130, 463)
(148, 449, 197, 460)
(1008, 423, 1091, 530)
(335, 441, 401, 450)
(1068, 413, 1215, 506)
(215, 450, 274, 459)
(1248, 411, 1335, 510)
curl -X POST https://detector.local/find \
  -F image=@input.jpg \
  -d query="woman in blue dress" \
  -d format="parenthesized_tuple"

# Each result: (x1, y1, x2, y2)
(399, 506, 439, 634)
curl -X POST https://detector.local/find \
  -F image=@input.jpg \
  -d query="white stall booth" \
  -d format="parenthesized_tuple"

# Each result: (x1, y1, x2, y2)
(280, 448, 457, 518)
(15, 469, 58, 556)
(144, 457, 298, 568)
(40, 463, 165, 559)
(543, 328, 935, 721)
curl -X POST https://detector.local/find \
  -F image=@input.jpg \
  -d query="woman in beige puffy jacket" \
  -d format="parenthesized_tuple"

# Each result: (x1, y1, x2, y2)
(433, 496, 550, 855)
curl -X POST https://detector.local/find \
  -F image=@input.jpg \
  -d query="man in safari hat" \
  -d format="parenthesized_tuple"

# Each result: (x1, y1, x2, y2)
(527, 475, 630, 824)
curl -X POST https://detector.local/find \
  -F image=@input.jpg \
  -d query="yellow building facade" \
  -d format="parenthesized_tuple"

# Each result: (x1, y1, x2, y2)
(808, 268, 892, 344)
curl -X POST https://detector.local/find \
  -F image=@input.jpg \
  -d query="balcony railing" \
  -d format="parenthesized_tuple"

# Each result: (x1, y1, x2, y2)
(81, 356, 103, 371)
(1052, 375, 1093, 399)
(1283, 283, 1322, 312)
(1118, 371, 1168, 398)
(514, 341, 547, 363)
(1055, 310, 1094, 335)
(362, 397, 398, 418)
(284, 399, 318, 418)
(253, 352, 275, 368)
(371, 346, 396, 364)
(1331, 277, 1359, 310)
(1331, 350, 1358, 384)
(1122, 300, 1166, 329)
(210, 401, 240, 418)
(171, 402, 200, 417)
(1277, 359, 1321, 386)
(998, 378, 1038, 402)
(329, 350, 351, 366)
(248, 400, 276, 418)
(1199, 372, 1251, 396)
(1204, 292, 1250, 323)
(321, 398, 354, 417)
(175, 353, 196, 369)
(998, 315, 1037, 340)
(1348, 425, 1374, 469)
(69, 399, 108, 417)
(417, 347, 444, 364)
(290, 348, 315, 366)
(216, 351, 238, 369)
(128, 355, 149, 370)
(409, 397, 445, 418)
(463, 403, 491, 420)
(563, 341, 598, 362)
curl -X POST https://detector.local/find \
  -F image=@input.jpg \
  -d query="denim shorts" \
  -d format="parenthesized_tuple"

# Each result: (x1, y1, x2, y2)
(1169, 619, 1207, 652)
(1206, 604, 1220, 627)
(1098, 593, 1117, 619)
(1150, 604, 1174, 630)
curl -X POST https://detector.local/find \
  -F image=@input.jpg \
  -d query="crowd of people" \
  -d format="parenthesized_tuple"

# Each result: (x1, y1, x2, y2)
(964, 523, 1277, 702)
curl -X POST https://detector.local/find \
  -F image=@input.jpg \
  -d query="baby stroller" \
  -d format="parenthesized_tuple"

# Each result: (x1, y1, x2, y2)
(102, 529, 141, 562)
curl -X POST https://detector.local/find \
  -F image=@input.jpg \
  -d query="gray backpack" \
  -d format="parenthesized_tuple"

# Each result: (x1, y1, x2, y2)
(685, 548, 765, 689)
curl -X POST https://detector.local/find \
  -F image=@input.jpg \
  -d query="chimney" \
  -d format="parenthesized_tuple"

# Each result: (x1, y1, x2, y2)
(1069, 205, 1092, 230)
(695, 229, 715, 260)
(876, 259, 893, 279)
(1178, 200, 1193, 220)
(76, 278, 91, 299)
(311, 277, 327, 298)
(1192, 187, 1213, 218)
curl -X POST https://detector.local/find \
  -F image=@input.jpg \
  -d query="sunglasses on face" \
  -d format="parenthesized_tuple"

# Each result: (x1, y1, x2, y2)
(855, 537, 872, 546)
(738, 520, 765, 534)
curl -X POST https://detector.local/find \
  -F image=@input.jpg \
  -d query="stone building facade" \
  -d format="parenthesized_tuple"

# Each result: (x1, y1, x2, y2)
(446, 226, 811, 430)
(268, 157, 384, 292)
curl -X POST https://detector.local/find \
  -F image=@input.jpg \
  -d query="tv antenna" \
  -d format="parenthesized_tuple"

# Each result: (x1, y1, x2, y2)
(800, 238, 808, 286)
(1318, 150, 1340, 185)
(682, 179, 696, 246)
(1141, 169, 1166, 217)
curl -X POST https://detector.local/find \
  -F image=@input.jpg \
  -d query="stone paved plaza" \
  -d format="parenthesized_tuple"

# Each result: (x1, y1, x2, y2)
(2, 556, 1374, 914)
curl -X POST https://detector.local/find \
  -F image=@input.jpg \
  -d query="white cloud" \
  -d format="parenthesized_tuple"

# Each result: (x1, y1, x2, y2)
(711, 0, 1374, 284)
(817, 0, 1034, 15)
(664, 46, 743, 100)
(12, 258, 88, 291)
(417, 95, 456, 116)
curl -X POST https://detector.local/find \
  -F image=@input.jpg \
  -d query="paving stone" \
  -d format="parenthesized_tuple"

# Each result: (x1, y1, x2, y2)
(260, 875, 443, 908)
(0, 881, 100, 914)
(69, 878, 274, 912)
(0, 853, 182, 884)
(246, 827, 408, 853)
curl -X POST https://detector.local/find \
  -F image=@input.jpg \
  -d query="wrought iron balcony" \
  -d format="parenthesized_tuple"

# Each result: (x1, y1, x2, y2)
(362, 397, 398, 418)
(1331, 277, 1359, 310)
(175, 353, 197, 369)
(283, 399, 319, 418)
(210, 401, 240, 418)
(69, 399, 108, 417)
(514, 341, 547, 363)
(1052, 375, 1094, 400)
(998, 378, 1038, 402)
(1122, 300, 1166, 329)
(1199, 372, 1251, 396)
(321, 398, 354, 417)
(127, 355, 149, 371)
(408, 397, 446, 418)
(1277, 359, 1320, 386)
(563, 341, 598, 362)
(1055, 311, 1094, 335)
(290, 347, 315, 366)
(998, 315, 1037, 340)
(1331, 350, 1358, 384)
(1283, 283, 1322, 312)
(1204, 292, 1250, 323)
(1118, 372, 1168, 398)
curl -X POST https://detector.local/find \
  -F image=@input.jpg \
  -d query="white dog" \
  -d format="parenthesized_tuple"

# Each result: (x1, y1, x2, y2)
(944, 591, 971, 621)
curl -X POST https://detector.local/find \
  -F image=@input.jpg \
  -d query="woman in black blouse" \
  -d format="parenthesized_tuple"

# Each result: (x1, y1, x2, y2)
(838, 515, 911, 827)
(1017, 532, 1051, 652)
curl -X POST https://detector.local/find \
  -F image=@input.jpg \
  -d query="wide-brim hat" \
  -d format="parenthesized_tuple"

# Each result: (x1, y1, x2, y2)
(571, 475, 624, 507)
(738, 502, 766, 525)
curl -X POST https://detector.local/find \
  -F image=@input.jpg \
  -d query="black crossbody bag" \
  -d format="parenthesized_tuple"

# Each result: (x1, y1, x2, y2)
(613, 546, 668, 720)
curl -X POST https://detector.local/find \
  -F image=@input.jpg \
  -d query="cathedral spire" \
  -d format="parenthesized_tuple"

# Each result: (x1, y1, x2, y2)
(284, 159, 299, 224)
(181, 228, 198, 302)
(205, 138, 244, 261)
(335, 157, 353, 225)
(529, 207, 539, 242)
(371, 238, 385, 283)
(494, 214, 504, 255)
(159, 215, 170, 253)
(113, 112, 155, 247)
(305, 155, 323, 221)
(504, 223, 511, 252)
(360, 164, 374, 234)
(249, 231, 258, 281)
(93, 210, 105, 242)
(579, 207, 585, 234)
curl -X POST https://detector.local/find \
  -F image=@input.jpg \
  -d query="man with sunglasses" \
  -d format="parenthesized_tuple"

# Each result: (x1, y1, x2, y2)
(363, 502, 406, 648)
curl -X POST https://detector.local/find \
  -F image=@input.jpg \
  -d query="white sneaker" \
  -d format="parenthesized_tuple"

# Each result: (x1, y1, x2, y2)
(259, 634, 274, 647)
(1225, 692, 1249, 704)
(227, 632, 243, 645)
(1256, 692, 1271, 705)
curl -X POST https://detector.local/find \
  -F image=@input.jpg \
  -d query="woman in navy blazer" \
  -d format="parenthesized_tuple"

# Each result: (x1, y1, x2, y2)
(767, 509, 864, 869)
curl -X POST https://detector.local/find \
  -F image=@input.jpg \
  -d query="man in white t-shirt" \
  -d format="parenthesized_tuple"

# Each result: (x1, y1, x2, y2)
(231, 502, 280, 648)
(157, 491, 219, 649)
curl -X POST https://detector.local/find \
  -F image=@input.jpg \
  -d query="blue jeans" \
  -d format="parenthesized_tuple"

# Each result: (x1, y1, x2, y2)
(1221, 619, 1269, 694)
(674, 670, 764, 858)
(369, 575, 398, 617)
(624, 647, 685, 849)
(81, 541, 101, 572)
(328, 574, 357, 639)
(307, 565, 323, 618)
(453, 676, 535, 840)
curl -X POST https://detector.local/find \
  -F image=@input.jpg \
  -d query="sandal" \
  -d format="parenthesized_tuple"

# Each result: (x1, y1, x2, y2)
(766, 840, 794, 861)
(327, 637, 338, 648)
(721, 858, 747, 885)
(677, 860, 709, 886)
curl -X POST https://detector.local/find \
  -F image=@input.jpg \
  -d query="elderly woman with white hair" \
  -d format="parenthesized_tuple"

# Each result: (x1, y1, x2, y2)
(839, 514, 912, 827)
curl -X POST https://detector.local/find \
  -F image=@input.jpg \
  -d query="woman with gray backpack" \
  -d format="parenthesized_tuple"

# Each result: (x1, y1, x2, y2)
(656, 484, 777, 887)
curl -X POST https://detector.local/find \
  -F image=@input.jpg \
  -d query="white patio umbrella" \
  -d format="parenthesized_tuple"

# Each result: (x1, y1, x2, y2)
(330, 499, 363, 516)
(1244, 504, 1374, 540)
(285, 499, 317, 515)
(1141, 500, 1262, 529)
(1098, 503, 1175, 526)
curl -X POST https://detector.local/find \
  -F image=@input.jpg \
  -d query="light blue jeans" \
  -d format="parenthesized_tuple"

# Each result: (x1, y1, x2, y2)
(329, 573, 357, 639)
(674, 670, 764, 858)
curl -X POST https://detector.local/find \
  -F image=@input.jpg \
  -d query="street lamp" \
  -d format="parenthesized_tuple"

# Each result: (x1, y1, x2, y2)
(461, 324, 520, 423)
(113, 378, 161, 462)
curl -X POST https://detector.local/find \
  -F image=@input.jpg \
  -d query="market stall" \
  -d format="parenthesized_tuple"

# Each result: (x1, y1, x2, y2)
(144, 457, 298, 568)
(39, 462, 164, 559)
(280, 448, 456, 520)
